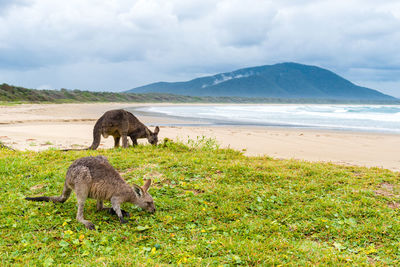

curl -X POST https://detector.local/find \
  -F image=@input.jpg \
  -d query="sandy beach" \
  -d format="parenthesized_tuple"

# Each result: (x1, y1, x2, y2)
(1, 103, 399, 171)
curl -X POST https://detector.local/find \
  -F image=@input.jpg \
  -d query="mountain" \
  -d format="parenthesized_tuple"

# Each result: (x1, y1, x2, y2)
(127, 62, 396, 100)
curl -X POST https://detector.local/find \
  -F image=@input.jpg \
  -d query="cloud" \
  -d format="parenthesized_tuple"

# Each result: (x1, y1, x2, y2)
(0, 0, 399, 96)
(0, 0, 28, 10)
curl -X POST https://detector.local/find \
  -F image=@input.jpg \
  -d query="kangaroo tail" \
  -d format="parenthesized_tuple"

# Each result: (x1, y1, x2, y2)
(62, 116, 103, 151)
(89, 117, 103, 150)
(25, 196, 50, 202)
(26, 182, 72, 203)
(60, 148, 90, 152)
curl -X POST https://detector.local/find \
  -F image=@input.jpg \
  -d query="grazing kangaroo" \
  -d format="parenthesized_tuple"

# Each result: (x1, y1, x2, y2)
(25, 156, 155, 229)
(89, 109, 160, 150)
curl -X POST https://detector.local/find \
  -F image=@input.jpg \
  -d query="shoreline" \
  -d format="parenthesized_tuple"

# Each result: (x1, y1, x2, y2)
(1, 103, 400, 171)
(130, 104, 400, 135)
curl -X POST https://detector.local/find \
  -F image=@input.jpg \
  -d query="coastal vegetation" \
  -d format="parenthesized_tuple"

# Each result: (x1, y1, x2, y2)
(1, 83, 399, 104)
(1, 138, 400, 265)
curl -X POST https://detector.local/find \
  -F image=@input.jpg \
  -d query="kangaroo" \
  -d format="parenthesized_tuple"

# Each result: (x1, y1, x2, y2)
(89, 109, 160, 150)
(25, 156, 155, 230)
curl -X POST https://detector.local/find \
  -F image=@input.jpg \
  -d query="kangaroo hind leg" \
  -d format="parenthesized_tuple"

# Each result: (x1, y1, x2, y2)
(76, 195, 95, 230)
(121, 133, 128, 148)
(73, 167, 95, 230)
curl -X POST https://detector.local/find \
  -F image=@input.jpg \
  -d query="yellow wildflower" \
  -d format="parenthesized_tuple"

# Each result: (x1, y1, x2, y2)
(79, 234, 85, 241)
(64, 230, 73, 235)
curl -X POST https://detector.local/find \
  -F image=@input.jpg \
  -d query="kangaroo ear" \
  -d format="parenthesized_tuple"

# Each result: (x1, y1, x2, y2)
(154, 126, 160, 135)
(142, 179, 151, 192)
(133, 185, 143, 197)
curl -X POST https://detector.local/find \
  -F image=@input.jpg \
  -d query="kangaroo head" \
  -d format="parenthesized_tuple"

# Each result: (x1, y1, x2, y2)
(132, 179, 155, 213)
(147, 126, 160, 145)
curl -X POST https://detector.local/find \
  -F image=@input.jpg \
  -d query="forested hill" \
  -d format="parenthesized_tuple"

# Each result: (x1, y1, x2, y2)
(0, 83, 197, 103)
(128, 62, 396, 101)
(1, 81, 398, 104)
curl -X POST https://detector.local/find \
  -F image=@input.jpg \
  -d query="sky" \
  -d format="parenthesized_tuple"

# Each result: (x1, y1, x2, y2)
(0, 0, 400, 97)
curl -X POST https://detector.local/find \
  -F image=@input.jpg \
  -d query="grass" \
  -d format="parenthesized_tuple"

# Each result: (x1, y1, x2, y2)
(1, 139, 400, 265)
(0, 141, 14, 151)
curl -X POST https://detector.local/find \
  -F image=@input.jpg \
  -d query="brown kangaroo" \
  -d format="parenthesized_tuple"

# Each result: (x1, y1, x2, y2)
(89, 109, 160, 150)
(25, 156, 155, 230)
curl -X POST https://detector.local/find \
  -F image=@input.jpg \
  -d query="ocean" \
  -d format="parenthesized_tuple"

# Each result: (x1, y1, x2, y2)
(133, 104, 400, 134)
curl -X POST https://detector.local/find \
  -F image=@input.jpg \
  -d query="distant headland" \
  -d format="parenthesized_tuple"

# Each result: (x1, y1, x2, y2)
(128, 62, 396, 101)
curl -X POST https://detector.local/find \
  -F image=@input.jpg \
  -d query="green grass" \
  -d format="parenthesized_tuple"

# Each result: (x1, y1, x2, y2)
(1, 139, 400, 265)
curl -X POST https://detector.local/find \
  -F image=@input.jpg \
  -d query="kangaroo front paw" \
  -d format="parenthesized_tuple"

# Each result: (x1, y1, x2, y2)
(120, 217, 129, 224)
(121, 209, 130, 218)
(108, 208, 130, 218)
(85, 222, 96, 230)
(108, 208, 117, 216)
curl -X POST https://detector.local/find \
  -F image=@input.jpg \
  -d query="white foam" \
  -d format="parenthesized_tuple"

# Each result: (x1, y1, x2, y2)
(137, 104, 400, 134)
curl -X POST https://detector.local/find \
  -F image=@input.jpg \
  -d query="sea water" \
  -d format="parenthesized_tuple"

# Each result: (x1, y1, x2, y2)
(134, 105, 400, 134)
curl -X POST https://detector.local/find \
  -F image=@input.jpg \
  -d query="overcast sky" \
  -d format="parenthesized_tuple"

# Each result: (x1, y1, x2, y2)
(1, 0, 400, 97)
